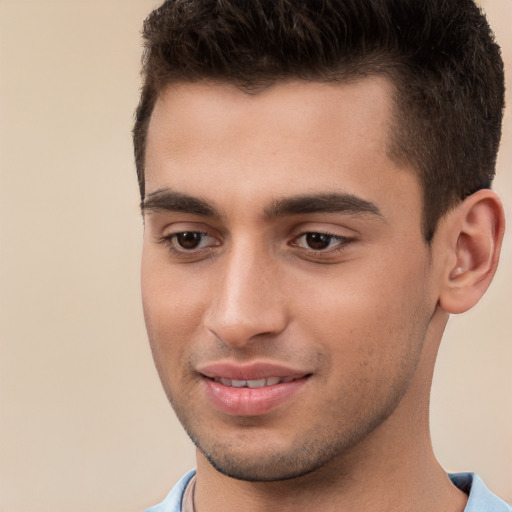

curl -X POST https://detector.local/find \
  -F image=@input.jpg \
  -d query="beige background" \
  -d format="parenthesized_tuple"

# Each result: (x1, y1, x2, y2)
(0, 1, 510, 511)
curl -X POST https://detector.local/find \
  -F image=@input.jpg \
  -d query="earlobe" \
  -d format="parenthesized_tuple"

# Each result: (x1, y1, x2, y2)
(438, 189, 505, 314)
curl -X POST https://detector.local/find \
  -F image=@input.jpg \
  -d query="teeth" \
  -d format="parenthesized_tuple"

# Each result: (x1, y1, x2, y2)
(247, 379, 266, 388)
(214, 377, 294, 388)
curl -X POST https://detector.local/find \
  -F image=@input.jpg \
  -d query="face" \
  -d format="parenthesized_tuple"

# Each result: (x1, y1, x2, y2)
(141, 78, 438, 481)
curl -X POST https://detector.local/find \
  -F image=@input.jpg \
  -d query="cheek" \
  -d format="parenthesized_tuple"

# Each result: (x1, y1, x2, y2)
(291, 252, 433, 365)
(141, 268, 213, 410)
(141, 254, 210, 365)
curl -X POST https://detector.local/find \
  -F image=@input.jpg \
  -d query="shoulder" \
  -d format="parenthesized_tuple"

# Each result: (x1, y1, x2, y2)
(144, 470, 196, 512)
(450, 473, 511, 512)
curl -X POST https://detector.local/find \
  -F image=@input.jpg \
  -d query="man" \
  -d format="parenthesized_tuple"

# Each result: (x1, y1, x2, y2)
(134, 1, 510, 511)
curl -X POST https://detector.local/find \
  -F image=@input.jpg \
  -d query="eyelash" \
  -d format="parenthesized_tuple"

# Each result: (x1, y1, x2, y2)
(158, 231, 219, 257)
(157, 230, 354, 259)
(290, 232, 352, 253)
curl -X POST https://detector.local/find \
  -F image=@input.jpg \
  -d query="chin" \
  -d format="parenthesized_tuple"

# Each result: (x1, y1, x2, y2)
(201, 449, 323, 482)
(187, 424, 365, 483)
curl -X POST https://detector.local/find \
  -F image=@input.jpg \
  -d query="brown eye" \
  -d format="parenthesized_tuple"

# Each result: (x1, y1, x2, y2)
(159, 230, 220, 257)
(292, 232, 350, 252)
(305, 233, 334, 250)
(175, 232, 204, 249)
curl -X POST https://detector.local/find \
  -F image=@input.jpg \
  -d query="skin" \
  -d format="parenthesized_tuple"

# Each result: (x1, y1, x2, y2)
(141, 77, 504, 512)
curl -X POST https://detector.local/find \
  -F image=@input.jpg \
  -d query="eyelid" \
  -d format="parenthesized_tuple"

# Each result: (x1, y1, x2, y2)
(289, 220, 356, 240)
(156, 224, 222, 260)
(287, 228, 357, 263)
(162, 230, 219, 245)
(156, 219, 222, 241)
(291, 232, 352, 249)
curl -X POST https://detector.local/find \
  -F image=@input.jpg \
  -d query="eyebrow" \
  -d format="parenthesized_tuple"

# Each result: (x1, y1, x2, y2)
(141, 189, 382, 220)
(141, 189, 217, 216)
(265, 193, 382, 219)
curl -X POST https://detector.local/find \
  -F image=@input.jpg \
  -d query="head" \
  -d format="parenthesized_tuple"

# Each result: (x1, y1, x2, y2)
(134, 0, 505, 242)
(136, 0, 505, 484)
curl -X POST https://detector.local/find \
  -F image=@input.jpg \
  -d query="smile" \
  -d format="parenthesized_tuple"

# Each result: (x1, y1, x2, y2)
(203, 375, 311, 416)
(212, 377, 296, 388)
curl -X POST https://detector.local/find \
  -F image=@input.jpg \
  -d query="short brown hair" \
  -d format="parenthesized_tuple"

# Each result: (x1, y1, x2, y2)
(133, 0, 504, 241)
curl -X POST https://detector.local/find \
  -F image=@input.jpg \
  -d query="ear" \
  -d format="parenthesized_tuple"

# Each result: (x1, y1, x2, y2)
(438, 189, 505, 314)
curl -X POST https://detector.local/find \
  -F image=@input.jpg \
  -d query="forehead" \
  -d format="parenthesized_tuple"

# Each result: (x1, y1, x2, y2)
(146, 78, 394, 165)
(144, 77, 419, 221)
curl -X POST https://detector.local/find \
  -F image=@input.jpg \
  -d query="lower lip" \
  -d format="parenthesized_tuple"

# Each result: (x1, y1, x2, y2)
(202, 377, 309, 416)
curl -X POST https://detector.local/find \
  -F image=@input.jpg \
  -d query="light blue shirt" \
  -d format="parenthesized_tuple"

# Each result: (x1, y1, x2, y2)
(144, 471, 511, 512)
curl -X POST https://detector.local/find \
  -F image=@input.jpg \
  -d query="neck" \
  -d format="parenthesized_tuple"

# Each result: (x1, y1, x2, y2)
(193, 310, 467, 512)
(194, 425, 466, 512)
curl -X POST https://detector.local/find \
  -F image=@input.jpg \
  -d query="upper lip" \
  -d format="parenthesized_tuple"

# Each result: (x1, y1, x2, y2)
(197, 361, 310, 381)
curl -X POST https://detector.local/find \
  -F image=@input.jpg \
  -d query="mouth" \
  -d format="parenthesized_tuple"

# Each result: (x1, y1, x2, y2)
(197, 362, 312, 416)
(210, 376, 296, 388)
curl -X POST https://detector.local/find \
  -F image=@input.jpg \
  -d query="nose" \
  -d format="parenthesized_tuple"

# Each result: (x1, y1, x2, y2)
(204, 240, 288, 347)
